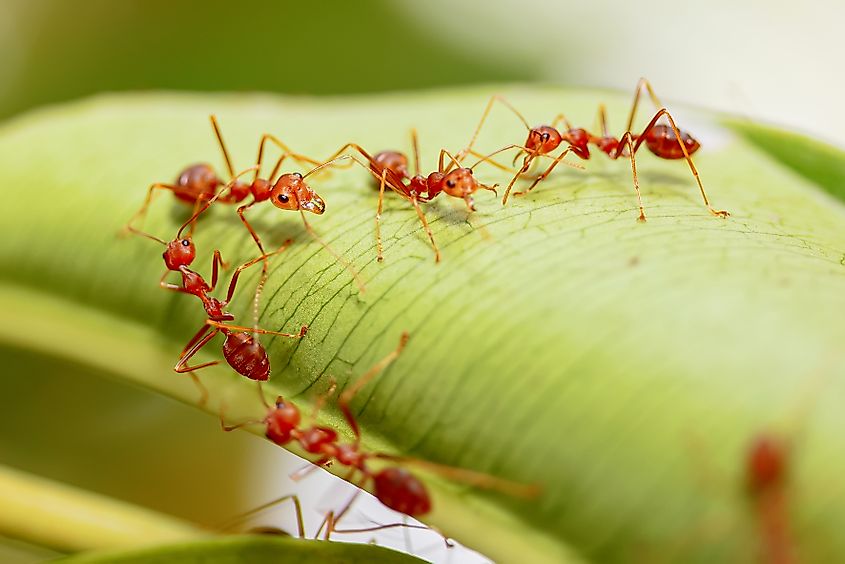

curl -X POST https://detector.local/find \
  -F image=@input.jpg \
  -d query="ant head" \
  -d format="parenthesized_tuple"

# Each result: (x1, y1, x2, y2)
(747, 435, 788, 493)
(526, 126, 562, 153)
(162, 237, 195, 270)
(265, 397, 301, 446)
(373, 151, 409, 180)
(373, 467, 432, 517)
(439, 168, 478, 199)
(177, 163, 220, 191)
(270, 173, 326, 215)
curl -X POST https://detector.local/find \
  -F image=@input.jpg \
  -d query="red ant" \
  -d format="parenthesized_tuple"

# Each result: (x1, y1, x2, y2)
(184, 117, 367, 293)
(325, 131, 500, 263)
(221, 332, 535, 526)
(456, 79, 730, 221)
(123, 116, 324, 237)
(745, 435, 797, 564)
(132, 210, 307, 402)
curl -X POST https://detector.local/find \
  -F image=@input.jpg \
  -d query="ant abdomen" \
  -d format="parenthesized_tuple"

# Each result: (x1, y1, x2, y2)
(373, 467, 432, 516)
(645, 124, 700, 159)
(372, 151, 409, 183)
(222, 332, 270, 381)
(175, 163, 220, 203)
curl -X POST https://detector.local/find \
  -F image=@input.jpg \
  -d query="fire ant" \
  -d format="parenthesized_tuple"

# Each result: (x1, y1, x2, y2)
(221, 332, 537, 527)
(324, 131, 500, 263)
(746, 435, 796, 564)
(122, 116, 324, 237)
(131, 212, 307, 402)
(183, 116, 367, 293)
(456, 79, 730, 221)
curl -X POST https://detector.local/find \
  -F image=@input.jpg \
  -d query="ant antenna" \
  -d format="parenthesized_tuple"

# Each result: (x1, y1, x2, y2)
(302, 155, 351, 180)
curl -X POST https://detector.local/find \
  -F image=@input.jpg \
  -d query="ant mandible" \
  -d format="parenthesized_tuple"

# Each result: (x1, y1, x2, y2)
(456, 79, 730, 221)
(324, 131, 500, 263)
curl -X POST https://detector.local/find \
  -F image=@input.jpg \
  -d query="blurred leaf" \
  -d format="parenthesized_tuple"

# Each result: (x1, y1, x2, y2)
(1, 86, 845, 564)
(0, 465, 202, 553)
(59, 536, 425, 564)
(725, 118, 845, 202)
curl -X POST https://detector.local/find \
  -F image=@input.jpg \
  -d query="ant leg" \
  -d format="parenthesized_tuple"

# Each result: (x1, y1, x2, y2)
(122, 183, 181, 236)
(595, 104, 610, 137)
(331, 522, 454, 549)
(376, 169, 387, 262)
(338, 332, 409, 441)
(437, 148, 463, 174)
(550, 113, 575, 132)
(409, 195, 441, 263)
(259, 134, 323, 168)
(624, 78, 665, 133)
(206, 319, 307, 339)
(410, 129, 421, 177)
(502, 153, 538, 205)
(221, 241, 294, 305)
(615, 132, 648, 222)
(628, 109, 729, 218)
(187, 372, 209, 407)
(298, 211, 367, 294)
(208, 250, 227, 292)
(159, 270, 190, 294)
(237, 201, 266, 257)
(316, 489, 362, 540)
(454, 95, 531, 166)
(216, 494, 304, 538)
(210, 115, 236, 180)
(515, 147, 577, 196)
(174, 326, 221, 374)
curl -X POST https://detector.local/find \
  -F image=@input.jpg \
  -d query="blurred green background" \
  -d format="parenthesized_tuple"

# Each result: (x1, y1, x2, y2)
(0, 0, 536, 121)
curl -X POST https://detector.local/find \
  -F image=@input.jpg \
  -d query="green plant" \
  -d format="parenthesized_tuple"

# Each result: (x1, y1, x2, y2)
(1, 86, 844, 563)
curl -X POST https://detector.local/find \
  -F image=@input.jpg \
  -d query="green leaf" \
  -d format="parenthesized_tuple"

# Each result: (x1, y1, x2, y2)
(2, 85, 845, 563)
(58, 536, 425, 564)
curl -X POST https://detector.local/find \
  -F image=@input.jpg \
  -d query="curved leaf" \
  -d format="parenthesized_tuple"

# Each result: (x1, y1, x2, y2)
(57, 535, 424, 564)
(2, 86, 845, 563)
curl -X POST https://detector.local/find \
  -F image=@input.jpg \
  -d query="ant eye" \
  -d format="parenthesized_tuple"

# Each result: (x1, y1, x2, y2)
(542, 133, 550, 141)
(181, 239, 191, 246)
(446, 180, 456, 188)
(277, 194, 289, 203)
